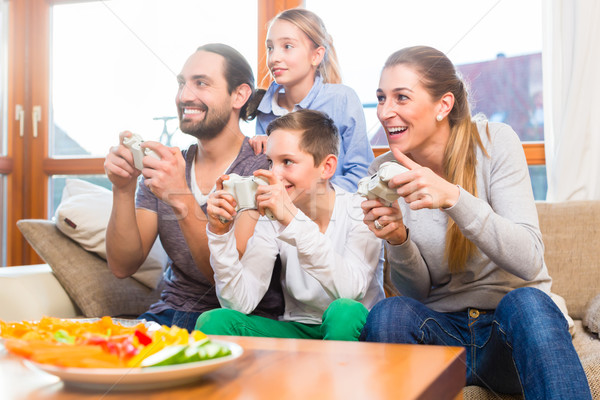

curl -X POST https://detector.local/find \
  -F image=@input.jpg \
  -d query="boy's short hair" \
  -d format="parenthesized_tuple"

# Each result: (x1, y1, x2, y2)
(266, 109, 339, 166)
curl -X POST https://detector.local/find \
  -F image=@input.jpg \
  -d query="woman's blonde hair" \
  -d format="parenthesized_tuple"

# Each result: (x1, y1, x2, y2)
(384, 46, 488, 273)
(271, 8, 342, 84)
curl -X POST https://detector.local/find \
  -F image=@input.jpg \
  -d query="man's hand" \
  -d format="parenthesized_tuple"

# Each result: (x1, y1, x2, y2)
(104, 131, 142, 192)
(139, 141, 192, 214)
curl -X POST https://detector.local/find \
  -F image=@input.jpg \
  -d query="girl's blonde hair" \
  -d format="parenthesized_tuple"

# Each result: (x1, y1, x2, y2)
(272, 8, 342, 84)
(384, 46, 489, 273)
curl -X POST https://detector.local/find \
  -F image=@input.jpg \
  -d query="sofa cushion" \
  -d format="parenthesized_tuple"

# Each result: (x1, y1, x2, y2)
(54, 179, 112, 258)
(17, 219, 161, 318)
(54, 178, 167, 289)
(536, 201, 600, 320)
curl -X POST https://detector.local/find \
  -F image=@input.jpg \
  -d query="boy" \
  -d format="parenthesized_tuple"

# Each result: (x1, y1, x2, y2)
(196, 109, 384, 340)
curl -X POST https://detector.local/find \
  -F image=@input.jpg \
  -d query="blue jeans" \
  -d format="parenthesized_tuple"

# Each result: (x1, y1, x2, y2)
(138, 309, 203, 332)
(360, 287, 591, 399)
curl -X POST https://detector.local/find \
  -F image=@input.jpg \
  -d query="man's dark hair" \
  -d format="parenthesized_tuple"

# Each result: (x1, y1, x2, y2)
(196, 43, 255, 121)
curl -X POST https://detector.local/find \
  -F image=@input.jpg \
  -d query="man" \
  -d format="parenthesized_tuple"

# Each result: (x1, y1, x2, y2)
(104, 43, 283, 331)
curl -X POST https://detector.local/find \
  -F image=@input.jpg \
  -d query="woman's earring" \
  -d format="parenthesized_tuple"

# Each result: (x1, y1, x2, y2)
(436, 114, 443, 122)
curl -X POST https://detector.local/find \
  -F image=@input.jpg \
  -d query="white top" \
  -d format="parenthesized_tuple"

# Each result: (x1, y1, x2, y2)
(207, 186, 385, 324)
(189, 154, 233, 206)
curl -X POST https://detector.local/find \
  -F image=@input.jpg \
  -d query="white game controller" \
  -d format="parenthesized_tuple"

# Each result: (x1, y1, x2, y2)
(222, 174, 275, 221)
(357, 161, 409, 206)
(122, 133, 160, 171)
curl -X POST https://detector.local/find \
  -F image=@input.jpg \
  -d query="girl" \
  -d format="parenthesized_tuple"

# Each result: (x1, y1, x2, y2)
(360, 46, 591, 399)
(248, 8, 372, 192)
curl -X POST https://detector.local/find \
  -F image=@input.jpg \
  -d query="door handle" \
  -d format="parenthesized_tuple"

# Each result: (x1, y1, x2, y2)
(15, 104, 24, 137)
(32, 105, 41, 138)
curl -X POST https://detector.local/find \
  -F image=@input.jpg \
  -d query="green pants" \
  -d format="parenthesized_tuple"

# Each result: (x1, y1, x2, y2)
(195, 298, 369, 341)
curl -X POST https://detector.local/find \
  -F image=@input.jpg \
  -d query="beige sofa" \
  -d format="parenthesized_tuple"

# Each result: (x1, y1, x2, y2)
(1, 201, 599, 399)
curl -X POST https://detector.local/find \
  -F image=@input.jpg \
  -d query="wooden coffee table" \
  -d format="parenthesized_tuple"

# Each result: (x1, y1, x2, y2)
(1, 335, 466, 399)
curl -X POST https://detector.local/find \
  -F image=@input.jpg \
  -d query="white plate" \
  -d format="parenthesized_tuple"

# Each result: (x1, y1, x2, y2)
(22, 340, 243, 391)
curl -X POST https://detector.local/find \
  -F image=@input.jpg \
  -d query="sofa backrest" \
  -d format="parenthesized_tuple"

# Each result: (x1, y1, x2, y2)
(536, 201, 600, 319)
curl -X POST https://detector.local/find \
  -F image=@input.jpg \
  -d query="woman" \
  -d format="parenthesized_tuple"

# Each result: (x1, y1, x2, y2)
(360, 46, 591, 399)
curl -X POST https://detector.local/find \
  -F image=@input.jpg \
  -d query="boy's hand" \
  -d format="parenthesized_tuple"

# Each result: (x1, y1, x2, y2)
(104, 131, 142, 192)
(249, 135, 268, 155)
(206, 175, 237, 234)
(361, 198, 408, 245)
(254, 169, 297, 226)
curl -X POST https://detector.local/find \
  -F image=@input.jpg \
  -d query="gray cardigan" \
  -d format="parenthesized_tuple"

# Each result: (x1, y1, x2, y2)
(372, 120, 551, 312)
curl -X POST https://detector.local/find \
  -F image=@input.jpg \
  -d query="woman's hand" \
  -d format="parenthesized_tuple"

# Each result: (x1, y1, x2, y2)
(254, 169, 297, 226)
(389, 148, 460, 210)
(361, 198, 408, 245)
(249, 135, 268, 155)
(206, 175, 237, 235)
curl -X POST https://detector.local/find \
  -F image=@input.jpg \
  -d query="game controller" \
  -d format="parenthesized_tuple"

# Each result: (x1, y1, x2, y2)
(122, 133, 160, 170)
(357, 161, 409, 206)
(222, 174, 275, 220)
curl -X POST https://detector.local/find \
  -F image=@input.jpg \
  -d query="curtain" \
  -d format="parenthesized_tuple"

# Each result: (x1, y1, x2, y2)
(544, 0, 600, 201)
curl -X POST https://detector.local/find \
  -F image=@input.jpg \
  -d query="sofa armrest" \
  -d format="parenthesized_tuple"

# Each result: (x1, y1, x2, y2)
(0, 264, 80, 321)
(17, 219, 161, 318)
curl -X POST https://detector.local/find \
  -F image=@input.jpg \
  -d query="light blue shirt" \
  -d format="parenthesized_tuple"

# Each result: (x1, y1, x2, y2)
(256, 75, 373, 191)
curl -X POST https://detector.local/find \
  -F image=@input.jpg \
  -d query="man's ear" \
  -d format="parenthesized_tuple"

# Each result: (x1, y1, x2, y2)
(319, 154, 338, 180)
(232, 83, 252, 110)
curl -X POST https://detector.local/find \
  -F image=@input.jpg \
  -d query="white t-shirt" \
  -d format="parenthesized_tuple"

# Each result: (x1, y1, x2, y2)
(189, 154, 233, 206)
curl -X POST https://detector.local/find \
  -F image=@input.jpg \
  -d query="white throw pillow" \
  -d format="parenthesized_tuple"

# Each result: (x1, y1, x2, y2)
(54, 179, 167, 289)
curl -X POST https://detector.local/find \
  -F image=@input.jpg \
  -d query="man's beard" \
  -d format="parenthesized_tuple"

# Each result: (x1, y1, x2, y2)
(179, 102, 231, 141)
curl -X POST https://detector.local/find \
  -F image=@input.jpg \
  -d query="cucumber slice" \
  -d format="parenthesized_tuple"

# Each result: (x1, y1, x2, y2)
(140, 345, 187, 367)
(141, 340, 233, 367)
(181, 340, 207, 363)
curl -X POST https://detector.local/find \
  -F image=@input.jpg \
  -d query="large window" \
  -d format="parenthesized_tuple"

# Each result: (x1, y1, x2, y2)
(306, 0, 546, 199)
(48, 0, 258, 212)
(51, 0, 258, 159)
(5, 0, 278, 266)
(2, 0, 546, 265)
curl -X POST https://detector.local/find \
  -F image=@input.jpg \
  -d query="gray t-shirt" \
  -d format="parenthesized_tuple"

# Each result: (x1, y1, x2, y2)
(136, 137, 284, 318)
(373, 121, 551, 312)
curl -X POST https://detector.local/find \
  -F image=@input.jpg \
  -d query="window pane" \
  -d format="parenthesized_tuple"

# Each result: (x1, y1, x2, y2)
(49, 175, 112, 216)
(529, 165, 547, 201)
(305, 0, 543, 144)
(457, 54, 543, 142)
(50, 0, 258, 157)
